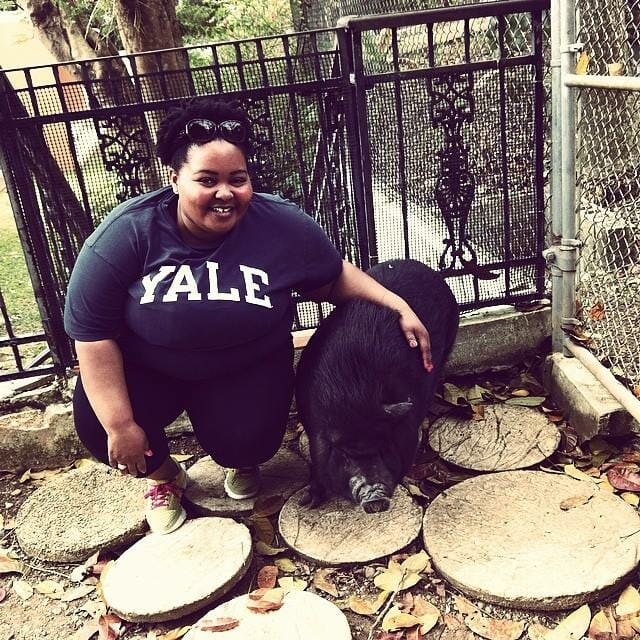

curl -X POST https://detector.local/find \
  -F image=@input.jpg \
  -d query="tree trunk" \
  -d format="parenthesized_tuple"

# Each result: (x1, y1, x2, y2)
(16, 0, 183, 197)
(113, 0, 191, 99)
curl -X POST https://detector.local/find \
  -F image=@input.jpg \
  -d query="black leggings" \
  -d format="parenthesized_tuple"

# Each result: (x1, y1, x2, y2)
(73, 342, 295, 476)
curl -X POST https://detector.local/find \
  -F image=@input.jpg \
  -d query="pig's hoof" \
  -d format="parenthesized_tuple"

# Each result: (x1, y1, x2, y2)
(361, 496, 391, 513)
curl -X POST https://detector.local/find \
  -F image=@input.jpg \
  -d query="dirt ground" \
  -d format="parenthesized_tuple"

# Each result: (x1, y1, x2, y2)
(0, 362, 639, 640)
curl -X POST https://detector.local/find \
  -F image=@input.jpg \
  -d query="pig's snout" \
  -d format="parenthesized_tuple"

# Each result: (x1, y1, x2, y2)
(349, 475, 391, 513)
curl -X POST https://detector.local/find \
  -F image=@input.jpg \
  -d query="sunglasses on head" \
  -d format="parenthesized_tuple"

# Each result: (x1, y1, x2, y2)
(175, 118, 248, 146)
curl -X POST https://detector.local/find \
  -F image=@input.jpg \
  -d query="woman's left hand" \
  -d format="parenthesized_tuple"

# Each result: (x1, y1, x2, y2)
(398, 307, 433, 372)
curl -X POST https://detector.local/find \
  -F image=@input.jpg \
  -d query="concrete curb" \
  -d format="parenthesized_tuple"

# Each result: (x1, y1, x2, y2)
(294, 306, 552, 376)
(544, 353, 640, 442)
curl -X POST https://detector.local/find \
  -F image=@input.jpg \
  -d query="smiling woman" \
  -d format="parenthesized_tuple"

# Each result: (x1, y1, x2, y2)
(63, 96, 432, 538)
(170, 140, 253, 246)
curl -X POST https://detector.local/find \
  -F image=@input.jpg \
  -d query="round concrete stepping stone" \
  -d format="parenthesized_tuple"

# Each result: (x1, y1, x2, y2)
(15, 464, 146, 562)
(102, 517, 252, 622)
(184, 449, 309, 517)
(429, 405, 560, 471)
(184, 590, 351, 639)
(423, 470, 640, 609)
(279, 486, 422, 565)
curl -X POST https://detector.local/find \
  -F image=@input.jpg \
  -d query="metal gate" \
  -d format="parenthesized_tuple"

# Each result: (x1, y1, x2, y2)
(340, 0, 548, 308)
(0, 0, 548, 381)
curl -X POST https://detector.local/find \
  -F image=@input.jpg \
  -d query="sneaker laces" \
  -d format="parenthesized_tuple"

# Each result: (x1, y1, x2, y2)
(144, 482, 182, 510)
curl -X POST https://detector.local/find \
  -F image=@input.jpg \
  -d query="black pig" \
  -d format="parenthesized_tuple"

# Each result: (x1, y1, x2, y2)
(295, 259, 459, 513)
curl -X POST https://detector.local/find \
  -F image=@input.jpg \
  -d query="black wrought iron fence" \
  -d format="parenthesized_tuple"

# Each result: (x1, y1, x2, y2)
(0, 0, 549, 381)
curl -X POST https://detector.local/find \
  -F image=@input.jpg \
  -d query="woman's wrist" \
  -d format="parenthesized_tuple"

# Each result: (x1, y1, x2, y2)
(381, 290, 411, 315)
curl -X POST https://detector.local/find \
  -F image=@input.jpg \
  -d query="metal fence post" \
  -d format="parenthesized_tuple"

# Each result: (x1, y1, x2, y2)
(336, 19, 378, 271)
(546, 0, 564, 353)
(559, 0, 580, 356)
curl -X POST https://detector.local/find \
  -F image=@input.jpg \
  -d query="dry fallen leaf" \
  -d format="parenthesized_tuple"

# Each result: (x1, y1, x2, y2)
(472, 404, 486, 421)
(13, 578, 33, 600)
(607, 465, 640, 492)
(254, 541, 286, 556)
(0, 586, 6, 602)
(588, 300, 606, 321)
(608, 62, 624, 76)
(587, 609, 615, 640)
(575, 51, 590, 75)
(621, 492, 640, 506)
(528, 622, 551, 640)
(256, 565, 278, 589)
(278, 576, 307, 592)
(252, 495, 285, 517)
(615, 616, 638, 639)
(382, 606, 421, 632)
(0, 551, 24, 575)
(157, 627, 191, 640)
(400, 550, 431, 574)
(412, 598, 440, 635)
(258, 587, 285, 604)
(374, 560, 421, 592)
(62, 584, 96, 602)
(616, 585, 640, 617)
(406, 627, 422, 640)
(454, 595, 480, 615)
(274, 558, 297, 573)
(34, 579, 65, 598)
(563, 464, 597, 483)
(246, 586, 286, 613)
(74, 458, 97, 469)
(598, 479, 615, 493)
(313, 568, 339, 597)
(98, 613, 122, 640)
(444, 614, 467, 631)
(71, 620, 100, 640)
(545, 604, 591, 640)
(559, 495, 593, 511)
(248, 516, 274, 545)
(171, 454, 193, 463)
(246, 599, 284, 613)
(465, 612, 525, 640)
(81, 599, 107, 619)
(347, 591, 390, 616)
(200, 617, 240, 632)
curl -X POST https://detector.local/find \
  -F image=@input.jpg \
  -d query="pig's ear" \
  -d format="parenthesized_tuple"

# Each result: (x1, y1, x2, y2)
(382, 401, 413, 418)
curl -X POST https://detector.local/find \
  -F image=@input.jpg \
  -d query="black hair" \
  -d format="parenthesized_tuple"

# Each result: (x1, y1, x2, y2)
(155, 97, 252, 170)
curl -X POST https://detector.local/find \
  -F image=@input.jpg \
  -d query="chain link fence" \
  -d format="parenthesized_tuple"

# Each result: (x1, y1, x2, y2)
(574, 0, 640, 390)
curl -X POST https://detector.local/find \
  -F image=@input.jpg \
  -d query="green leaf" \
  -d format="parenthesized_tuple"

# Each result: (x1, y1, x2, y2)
(504, 396, 546, 407)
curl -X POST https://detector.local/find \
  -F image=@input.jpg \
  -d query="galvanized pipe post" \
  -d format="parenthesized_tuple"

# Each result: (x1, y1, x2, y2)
(545, 0, 564, 353)
(559, 0, 581, 357)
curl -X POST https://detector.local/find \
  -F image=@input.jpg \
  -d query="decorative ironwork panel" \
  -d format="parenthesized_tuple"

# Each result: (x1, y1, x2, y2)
(94, 114, 158, 202)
